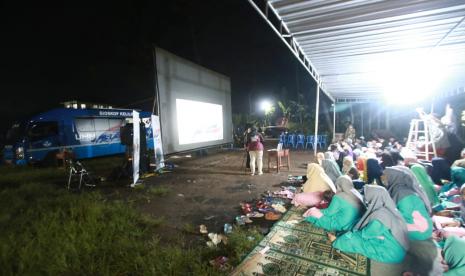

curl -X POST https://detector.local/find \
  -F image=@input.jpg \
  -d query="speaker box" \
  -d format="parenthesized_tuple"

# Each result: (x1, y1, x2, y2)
(120, 124, 133, 146)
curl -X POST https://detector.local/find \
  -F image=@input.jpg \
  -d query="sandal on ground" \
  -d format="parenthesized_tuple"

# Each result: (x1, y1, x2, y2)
(265, 212, 282, 221)
(199, 224, 208, 234)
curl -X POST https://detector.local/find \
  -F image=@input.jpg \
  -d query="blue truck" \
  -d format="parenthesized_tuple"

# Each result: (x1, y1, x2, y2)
(3, 107, 154, 165)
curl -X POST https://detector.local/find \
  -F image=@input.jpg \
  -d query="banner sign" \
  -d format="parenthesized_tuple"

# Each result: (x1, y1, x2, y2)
(132, 110, 140, 186)
(151, 115, 165, 170)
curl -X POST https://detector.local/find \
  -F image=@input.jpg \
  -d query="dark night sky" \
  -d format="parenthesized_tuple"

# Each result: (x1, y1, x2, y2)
(1, 0, 332, 136)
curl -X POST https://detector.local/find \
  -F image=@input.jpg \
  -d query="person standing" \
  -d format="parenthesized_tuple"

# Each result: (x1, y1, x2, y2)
(243, 127, 252, 169)
(247, 127, 264, 176)
(344, 123, 356, 141)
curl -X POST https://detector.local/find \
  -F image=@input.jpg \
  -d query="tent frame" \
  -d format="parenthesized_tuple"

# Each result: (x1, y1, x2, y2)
(249, 0, 465, 151)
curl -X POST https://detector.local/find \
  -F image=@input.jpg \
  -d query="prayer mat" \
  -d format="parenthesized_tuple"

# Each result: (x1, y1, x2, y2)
(231, 206, 370, 276)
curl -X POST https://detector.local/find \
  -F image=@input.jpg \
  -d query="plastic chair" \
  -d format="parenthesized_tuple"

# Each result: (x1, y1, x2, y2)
(287, 134, 296, 148)
(317, 135, 327, 149)
(296, 134, 305, 149)
(279, 133, 286, 146)
(305, 135, 314, 149)
(322, 135, 328, 148)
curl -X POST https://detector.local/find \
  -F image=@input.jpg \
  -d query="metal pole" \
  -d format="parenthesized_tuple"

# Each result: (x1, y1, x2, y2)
(368, 104, 372, 135)
(332, 103, 336, 143)
(385, 109, 390, 129)
(246, 0, 334, 102)
(313, 83, 320, 156)
(152, 46, 161, 116)
(361, 104, 364, 137)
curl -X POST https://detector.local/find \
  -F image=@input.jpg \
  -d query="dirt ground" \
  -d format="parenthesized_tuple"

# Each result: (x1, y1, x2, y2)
(137, 141, 315, 242)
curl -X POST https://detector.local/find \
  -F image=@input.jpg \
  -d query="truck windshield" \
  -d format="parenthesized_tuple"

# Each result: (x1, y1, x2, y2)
(27, 122, 59, 142)
(5, 123, 24, 145)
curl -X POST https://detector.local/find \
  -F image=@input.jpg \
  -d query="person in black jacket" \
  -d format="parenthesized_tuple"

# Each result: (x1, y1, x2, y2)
(243, 126, 252, 169)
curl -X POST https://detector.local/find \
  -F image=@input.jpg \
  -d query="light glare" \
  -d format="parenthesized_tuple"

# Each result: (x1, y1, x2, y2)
(260, 100, 272, 112)
(373, 50, 449, 105)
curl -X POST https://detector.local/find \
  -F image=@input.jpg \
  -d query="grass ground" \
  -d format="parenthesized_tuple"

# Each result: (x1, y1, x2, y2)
(0, 158, 263, 275)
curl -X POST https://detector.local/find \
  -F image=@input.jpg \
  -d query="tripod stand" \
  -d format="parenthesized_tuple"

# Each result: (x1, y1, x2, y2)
(240, 150, 250, 175)
(67, 160, 95, 191)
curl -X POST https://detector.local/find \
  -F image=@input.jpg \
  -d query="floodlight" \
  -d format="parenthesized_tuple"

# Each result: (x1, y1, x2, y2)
(260, 100, 272, 112)
(369, 49, 450, 105)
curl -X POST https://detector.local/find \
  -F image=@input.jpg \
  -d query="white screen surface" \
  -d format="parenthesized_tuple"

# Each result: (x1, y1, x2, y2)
(176, 99, 223, 145)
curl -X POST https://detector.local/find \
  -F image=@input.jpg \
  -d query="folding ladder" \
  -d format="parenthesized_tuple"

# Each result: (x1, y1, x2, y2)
(406, 119, 437, 161)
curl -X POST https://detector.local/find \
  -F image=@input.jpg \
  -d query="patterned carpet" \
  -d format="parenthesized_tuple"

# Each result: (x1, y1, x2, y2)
(232, 207, 370, 276)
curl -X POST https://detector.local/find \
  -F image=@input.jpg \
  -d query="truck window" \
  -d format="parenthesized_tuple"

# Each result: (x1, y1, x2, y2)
(109, 119, 124, 130)
(28, 122, 58, 142)
(75, 118, 95, 142)
(94, 118, 110, 131)
(5, 123, 24, 144)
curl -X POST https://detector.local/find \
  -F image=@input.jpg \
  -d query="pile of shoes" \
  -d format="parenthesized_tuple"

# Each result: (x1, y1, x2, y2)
(203, 178, 305, 272)
(273, 186, 297, 199)
(287, 175, 305, 185)
(238, 196, 289, 223)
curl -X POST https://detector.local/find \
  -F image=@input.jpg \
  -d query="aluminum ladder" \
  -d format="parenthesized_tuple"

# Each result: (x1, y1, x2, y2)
(406, 119, 437, 161)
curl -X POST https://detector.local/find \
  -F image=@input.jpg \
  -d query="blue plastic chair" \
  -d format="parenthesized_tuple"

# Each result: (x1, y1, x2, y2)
(317, 135, 327, 149)
(287, 134, 296, 148)
(296, 134, 305, 149)
(279, 133, 286, 145)
(305, 135, 314, 149)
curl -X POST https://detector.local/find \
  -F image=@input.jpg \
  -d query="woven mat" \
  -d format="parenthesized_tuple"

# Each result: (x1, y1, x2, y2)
(231, 206, 370, 276)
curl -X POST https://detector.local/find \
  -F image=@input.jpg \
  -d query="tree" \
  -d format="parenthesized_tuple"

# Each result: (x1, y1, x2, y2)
(277, 100, 291, 127)
(263, 104, 276, 127)
(290, 93, 310, 133)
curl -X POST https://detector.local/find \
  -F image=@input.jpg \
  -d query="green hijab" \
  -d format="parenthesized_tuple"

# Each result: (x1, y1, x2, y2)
(410, 164, 440, 206)
(444, 236, 465, 276)
(442, 167, 465, 194)
(451, 167, 465, 186)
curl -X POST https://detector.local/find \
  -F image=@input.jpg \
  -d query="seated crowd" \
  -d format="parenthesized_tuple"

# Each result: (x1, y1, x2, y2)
(291, 137, 465, 276)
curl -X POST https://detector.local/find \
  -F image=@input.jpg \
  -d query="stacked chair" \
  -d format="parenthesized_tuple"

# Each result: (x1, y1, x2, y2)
(278, 132, 328, 150)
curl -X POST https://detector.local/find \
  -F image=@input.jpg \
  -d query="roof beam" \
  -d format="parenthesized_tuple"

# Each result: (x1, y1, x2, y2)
(247, 0, 334, 102)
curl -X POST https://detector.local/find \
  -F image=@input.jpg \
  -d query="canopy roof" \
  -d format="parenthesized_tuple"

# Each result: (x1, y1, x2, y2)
(252, 0, 465, 101)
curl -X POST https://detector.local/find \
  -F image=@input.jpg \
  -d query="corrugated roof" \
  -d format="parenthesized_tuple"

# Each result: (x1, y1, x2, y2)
(264, 0, 465, 100)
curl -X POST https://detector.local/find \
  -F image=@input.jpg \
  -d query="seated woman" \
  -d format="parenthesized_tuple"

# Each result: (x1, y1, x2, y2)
(342, 141, 354, 160)
(389, 149, 404, 166)
(384, 166, 433, 241)
(342, 156, 361, 182)
(410, 164, 440, 207)
(440, 166, 465, 195)
(431, 157, 451, 185)
(316, 152, 325, 165)
(292, 163, 336, 207)
(342, 156, 355, 175)
(303, 175, 363, 232)
(380, 151, 395, 169)
(367, 158, 384, 186)
(432, 183, 465, 239)
(321, 155, 342, 183)
(356, 155, 368, 182)
(330, 185, 409, 264)
(442, 235, 465, 276)
(326, 147, 339, 162)
(451, 149, 465, 168)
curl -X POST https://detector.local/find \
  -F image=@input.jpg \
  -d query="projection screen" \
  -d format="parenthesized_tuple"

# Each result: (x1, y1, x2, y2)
(155, 47, 232, 154)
